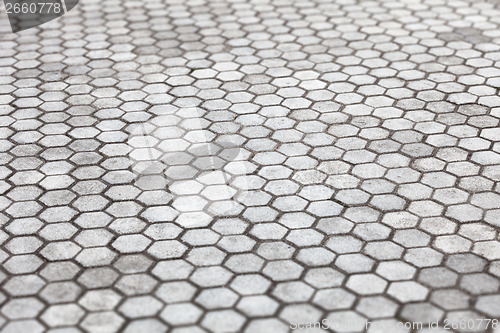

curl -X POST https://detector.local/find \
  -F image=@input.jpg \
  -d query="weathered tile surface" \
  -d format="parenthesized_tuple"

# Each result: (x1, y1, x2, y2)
(1, 0, 500, 332)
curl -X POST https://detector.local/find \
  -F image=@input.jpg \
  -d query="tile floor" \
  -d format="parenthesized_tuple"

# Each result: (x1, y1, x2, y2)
(0, 0, 500, 332)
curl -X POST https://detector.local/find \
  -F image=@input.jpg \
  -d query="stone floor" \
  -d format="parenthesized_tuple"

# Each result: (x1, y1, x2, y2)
(1, 0, 500, 332)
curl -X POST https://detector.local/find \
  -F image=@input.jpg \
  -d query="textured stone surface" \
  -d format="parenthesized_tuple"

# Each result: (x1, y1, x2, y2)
(1, 0, 500, 332)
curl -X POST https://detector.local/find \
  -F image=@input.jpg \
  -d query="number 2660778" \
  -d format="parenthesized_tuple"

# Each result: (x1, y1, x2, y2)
(5, 2, 62, 14)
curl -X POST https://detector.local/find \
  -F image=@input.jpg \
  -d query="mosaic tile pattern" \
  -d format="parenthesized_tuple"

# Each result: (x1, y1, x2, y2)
(1, 0, 500, 332)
